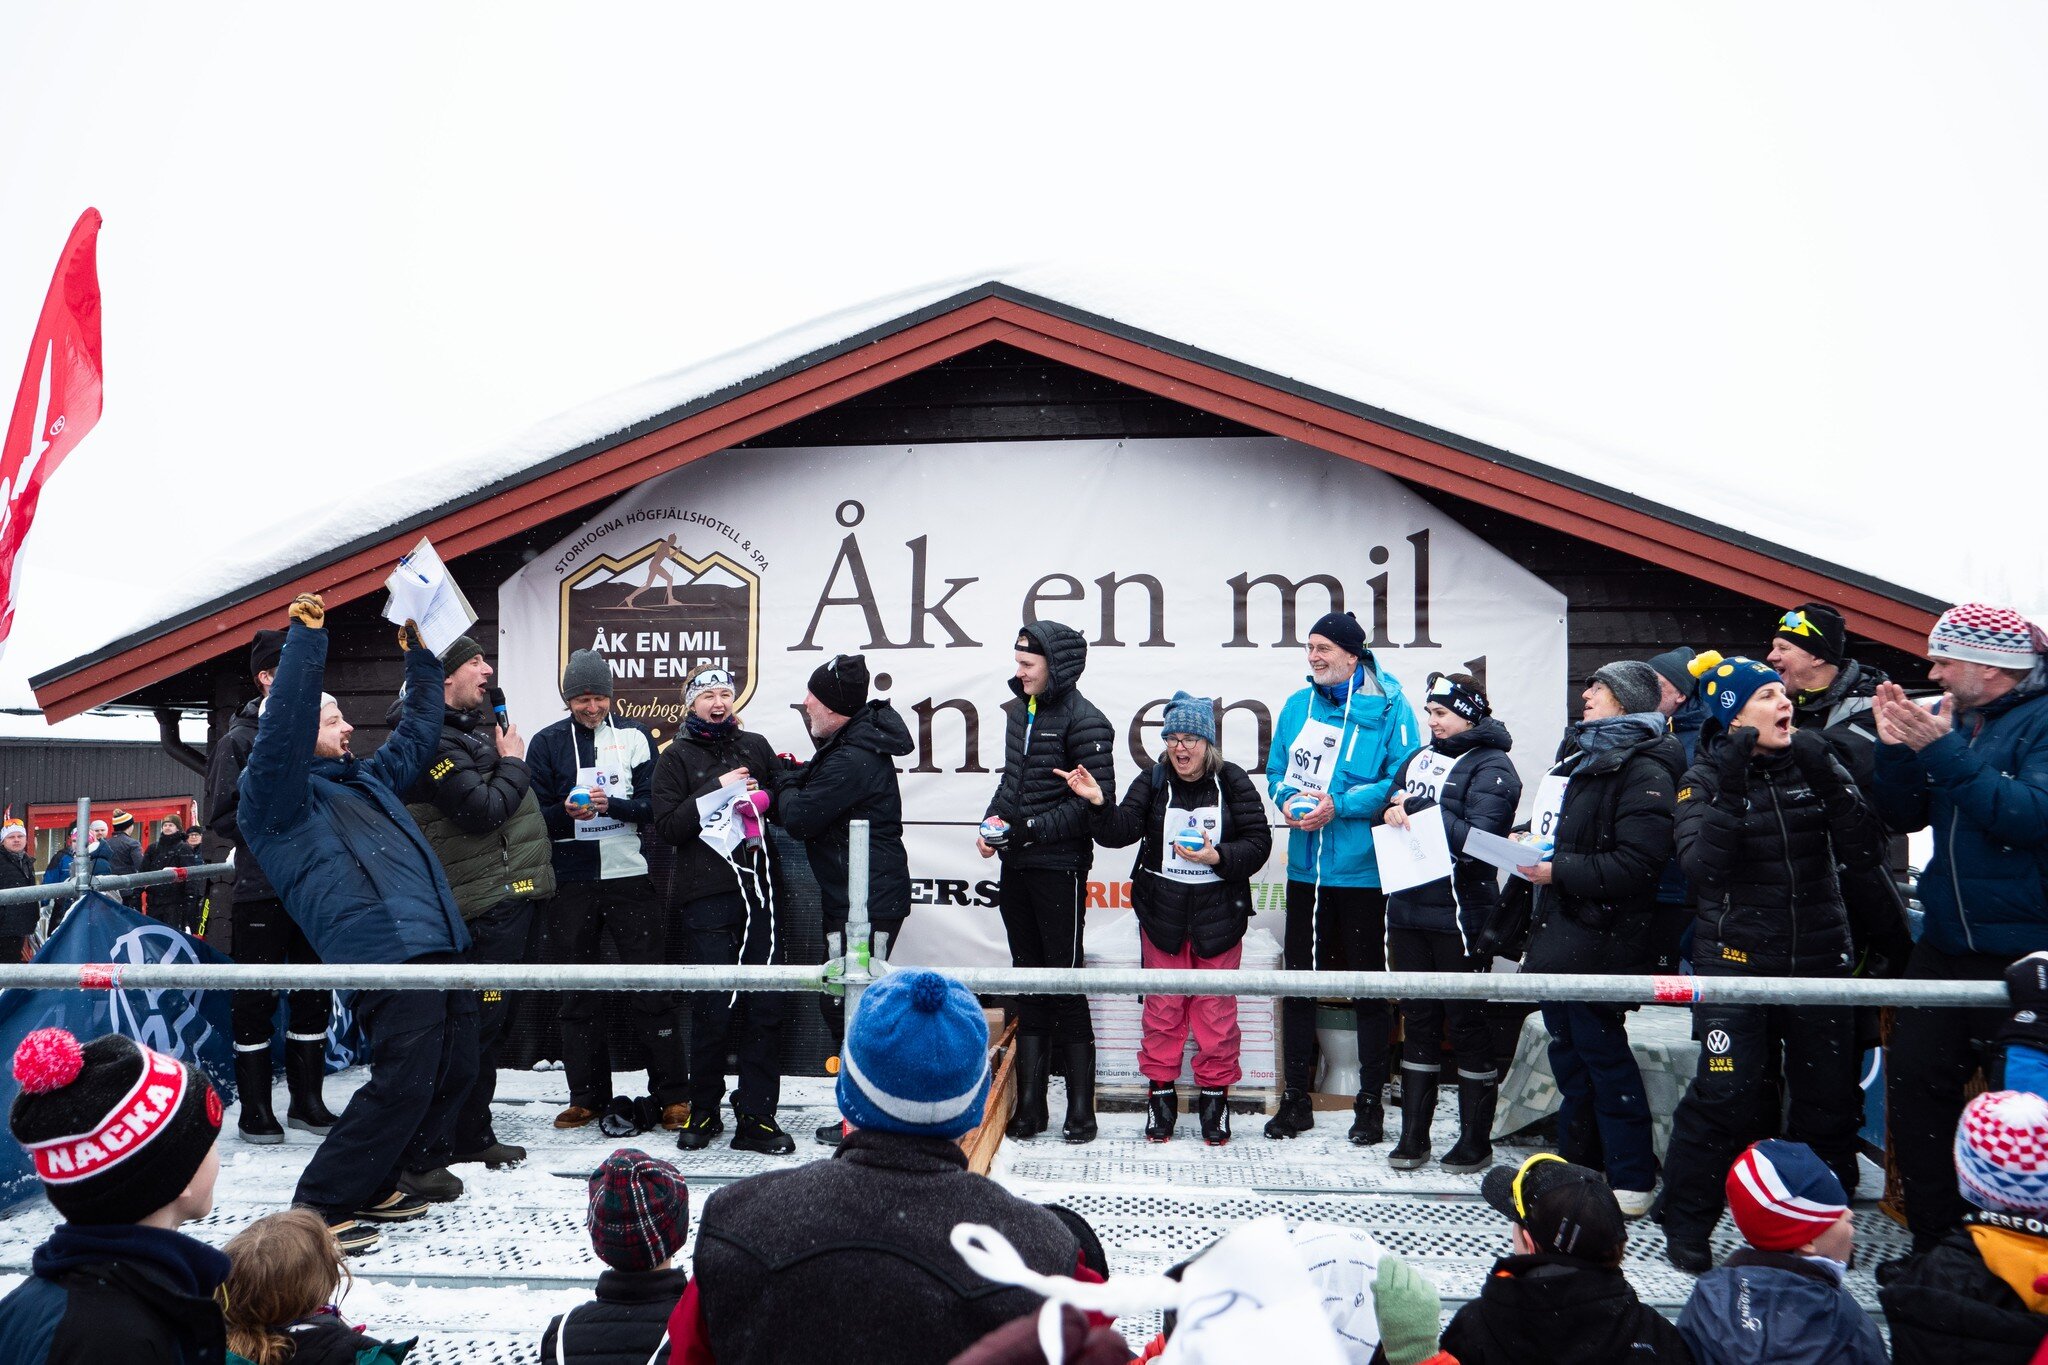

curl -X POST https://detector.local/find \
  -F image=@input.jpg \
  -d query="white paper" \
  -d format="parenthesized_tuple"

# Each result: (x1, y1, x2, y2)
(571, 764, 629, 842)
(1371, 804, 1453, 894)
(695, 786, 749, 860)
(381, 537, 479, 656)
(1463, 825, 1548, 879)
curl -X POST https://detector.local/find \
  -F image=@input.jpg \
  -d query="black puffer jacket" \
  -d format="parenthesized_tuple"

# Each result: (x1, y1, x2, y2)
(650, 723, 788, 909)
(984, 620, 1115, 874)
(141, 837, 205, 927)
(1523, 718, 1683, 977)
(692, 1130, 1079, 1365)
(0, 848, 37, 938)
(1384, 716, 1522, 942)
(1791, 658, 1888, 799)
(1878, 1217, 2048, 1365)
(1439, 1252, 1695, 1364)
(396, 701, 556, 917)
(276, 1310, 415, 1364)
(1676, 733, 1883, 977)
(777, 702, 915, 926)
(204, 697, 278, 904)
(540, 1267, 688, 1365)
(1087, 758, 1272, 958)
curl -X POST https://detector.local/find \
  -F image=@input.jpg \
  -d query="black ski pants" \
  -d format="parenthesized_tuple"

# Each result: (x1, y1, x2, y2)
(544, 876, 689, 1110)
(1387, 925, 1495, 1082)
(1280, 881, 1392, 1097)
(293, 975, 477, 1219)
(229, 897, 332, 1048)
(679, 890, 789, 1119)
(1889, 939, 2014, 1249)
(999, 865, 1093, 1044)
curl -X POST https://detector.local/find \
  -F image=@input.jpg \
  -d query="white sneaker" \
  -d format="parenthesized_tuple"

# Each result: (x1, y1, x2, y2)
(1613, 1187, 1656, 1219)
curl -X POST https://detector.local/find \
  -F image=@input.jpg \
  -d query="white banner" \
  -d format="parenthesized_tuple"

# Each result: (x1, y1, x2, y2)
(497, 437, 1568, 967)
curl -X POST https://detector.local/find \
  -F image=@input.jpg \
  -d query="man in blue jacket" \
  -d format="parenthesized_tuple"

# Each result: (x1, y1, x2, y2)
(1873, 601, 2048, 1249)
(237, 592, 477, 1253)
(1264, 610, 1418, 1144)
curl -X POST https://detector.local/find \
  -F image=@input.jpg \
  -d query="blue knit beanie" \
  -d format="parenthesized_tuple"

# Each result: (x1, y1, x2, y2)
(837, 969, 990, 1139)
(1690, 651, 1783, 724)
(1159, 690, 1217, 746)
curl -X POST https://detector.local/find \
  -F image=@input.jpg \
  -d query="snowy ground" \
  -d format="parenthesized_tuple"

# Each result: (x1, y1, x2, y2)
(0, 1068, 1902, 1362)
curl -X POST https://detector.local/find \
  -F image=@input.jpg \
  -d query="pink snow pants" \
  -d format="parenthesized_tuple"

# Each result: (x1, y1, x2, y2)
(1138, 936, 1244, 1087)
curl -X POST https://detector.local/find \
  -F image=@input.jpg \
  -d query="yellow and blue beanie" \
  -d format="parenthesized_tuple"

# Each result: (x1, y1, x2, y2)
(1689, 651, 1782, 722)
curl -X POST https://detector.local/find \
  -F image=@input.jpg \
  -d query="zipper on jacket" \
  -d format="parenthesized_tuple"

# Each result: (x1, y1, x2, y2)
(1951, 712, 1982, 953)
(1768, 776, 1798, 972)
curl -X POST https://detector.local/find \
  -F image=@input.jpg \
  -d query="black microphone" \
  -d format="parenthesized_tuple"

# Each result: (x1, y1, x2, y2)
(487, 686, 510, 732)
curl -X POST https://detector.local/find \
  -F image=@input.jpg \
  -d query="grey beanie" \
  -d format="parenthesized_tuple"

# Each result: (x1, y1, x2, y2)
(1590, 660, 1663, 715)
(1645, 647, 1698, 701)
(561, 649, 614, 701)
(1160, 690, 1218, 745)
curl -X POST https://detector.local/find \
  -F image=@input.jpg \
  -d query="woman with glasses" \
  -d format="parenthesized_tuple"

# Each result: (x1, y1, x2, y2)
(1380, 672, 1521, 1174)
(1059, 691, 1272, 1145)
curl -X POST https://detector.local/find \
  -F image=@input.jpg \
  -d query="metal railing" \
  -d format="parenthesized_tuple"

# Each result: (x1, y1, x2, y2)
(0, 811, 2010, 1011)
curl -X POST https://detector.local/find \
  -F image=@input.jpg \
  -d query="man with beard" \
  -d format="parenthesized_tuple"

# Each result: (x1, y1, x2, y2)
(399, 636, 557, 1181)
(771, 653, 917, 1147)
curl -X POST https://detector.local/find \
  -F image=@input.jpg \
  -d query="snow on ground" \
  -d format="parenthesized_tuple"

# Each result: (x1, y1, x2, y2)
(0, 1064, 1904, 1363)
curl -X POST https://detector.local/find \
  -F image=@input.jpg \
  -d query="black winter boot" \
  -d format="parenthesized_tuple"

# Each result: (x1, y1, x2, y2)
(1440, 1073, 1498, 1174)
(235, 1049, 284, 1145)
(1198, 1087, 1231, 1146)
(1061, 1042, 1097, 1144)
(1348, 1092, 1385, 1146)
(1145, 1083, 1177, 1143)
(1006, 1035, 1049, 1140)
(1388, 1069, 1438, 1169)
(285, 1038, 341, 1134)
(1264, 1088, 1314, 1139)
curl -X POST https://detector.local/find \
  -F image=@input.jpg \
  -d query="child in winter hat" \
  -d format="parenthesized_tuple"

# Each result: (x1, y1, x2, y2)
(539, 1148, 693, 1365)
(837, 968, 991, 1139)
(1678, 1141, 1886, 1365)
(0, 1028, 229, 1361)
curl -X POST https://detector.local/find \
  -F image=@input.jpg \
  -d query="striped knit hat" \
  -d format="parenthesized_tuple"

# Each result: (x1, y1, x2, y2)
(837, 968, 990, 1139)
(1928, 604, 2048, 670)
(1724, 1141, 1847, 1251)
(1957, 1090, 2048, 1217)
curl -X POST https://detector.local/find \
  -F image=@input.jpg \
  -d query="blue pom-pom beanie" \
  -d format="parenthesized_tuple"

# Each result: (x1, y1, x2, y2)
(1159, 690, 1217, 746)
(837, 969, 990, 1139)
(1690, 650, 1782, 724)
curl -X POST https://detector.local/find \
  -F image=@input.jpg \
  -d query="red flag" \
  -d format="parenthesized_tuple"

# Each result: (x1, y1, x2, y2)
(0, 209, 104, 659)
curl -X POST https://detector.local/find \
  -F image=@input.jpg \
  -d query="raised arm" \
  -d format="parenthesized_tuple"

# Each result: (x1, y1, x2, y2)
(363, 632, 447, 796)
(235, 609, 327, 838)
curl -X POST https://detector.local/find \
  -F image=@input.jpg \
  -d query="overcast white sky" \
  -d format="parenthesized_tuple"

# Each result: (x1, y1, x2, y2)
(4, 2, 2047, 737)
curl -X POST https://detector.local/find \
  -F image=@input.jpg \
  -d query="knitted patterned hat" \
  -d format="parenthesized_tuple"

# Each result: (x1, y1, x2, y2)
(1589, 660, 1661, 716)
(1160, 690, 1218, 745)
(585, 1148, 689, 1271)
(1689, 651, 1783, 724)
(9, 1029, 222, 1225)
(1725, 1140, 1848, 1251)
(1771, 604, 1847, 668)
(685, 667, 737, 710)
(1957, 1090, 2048, 1217)
(1928, 604, 2048, 670)
(837, 969, 990, 1139)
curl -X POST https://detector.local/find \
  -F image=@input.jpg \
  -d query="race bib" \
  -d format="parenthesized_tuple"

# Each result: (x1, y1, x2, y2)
(1160, 801, 1224, 883)
(1401, 749, 1464, 805)
(1531, 773, 1570, 845)
(1285, 717, 1344, 794)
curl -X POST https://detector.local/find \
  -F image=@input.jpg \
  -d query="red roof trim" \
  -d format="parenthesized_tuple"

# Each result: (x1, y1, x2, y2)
(32, 295, 1935, 720)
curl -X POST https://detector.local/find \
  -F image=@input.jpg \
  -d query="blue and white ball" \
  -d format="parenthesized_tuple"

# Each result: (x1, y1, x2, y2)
(978, 816, 1010, 847)
(1174, 827, 1208, 856)
(1285, 793, 1321, 821)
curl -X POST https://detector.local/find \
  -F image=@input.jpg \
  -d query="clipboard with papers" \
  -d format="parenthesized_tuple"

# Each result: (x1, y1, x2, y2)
(381, 538, 479, 656)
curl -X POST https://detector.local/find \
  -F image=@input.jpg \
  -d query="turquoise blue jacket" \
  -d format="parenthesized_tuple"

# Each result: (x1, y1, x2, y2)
(1265, 658, 1420, 888)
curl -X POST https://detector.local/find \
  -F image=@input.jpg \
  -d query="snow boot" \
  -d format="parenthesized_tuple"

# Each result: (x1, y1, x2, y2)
(235, 1048, 284, 1145)
(1387, 1069, 1438, 1169)
(675, 1111, 724, 1151)
(1006, 1034, 1050, 1140)
(1264, 1088, 1314, 1139)
(1198, 1087, 1231, 1146)
(1348, 1091, 1385, 1146)
(1061, 1042, 1098, 1144)
(284, 1037, 340, 1134)
(1439, 1072, 1498, 1174)
(814, 1119, 846, 1148)
(731, 1114, 796, 1155)
(1144, 1082, 1177, 1142)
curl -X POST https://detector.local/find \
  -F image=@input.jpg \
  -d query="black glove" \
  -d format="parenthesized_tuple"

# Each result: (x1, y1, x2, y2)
(1710, 726, 1758, 796)
(2001, 953, 2048, 1052)
(1788, 728, 1844, 788)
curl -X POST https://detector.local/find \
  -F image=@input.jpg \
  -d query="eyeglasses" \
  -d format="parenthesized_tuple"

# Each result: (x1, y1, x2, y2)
(1163, 735, 1205, 749)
